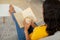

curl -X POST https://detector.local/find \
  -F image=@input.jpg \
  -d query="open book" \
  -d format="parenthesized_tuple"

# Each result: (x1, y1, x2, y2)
(14, 7, 37, 28)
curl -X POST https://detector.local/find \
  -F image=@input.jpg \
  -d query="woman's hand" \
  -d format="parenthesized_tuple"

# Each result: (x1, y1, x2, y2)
(23, 19, 31, 31)
(31, 21, 36, 28)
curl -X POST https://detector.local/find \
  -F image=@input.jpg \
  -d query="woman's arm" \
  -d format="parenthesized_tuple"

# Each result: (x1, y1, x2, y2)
(23, 19, 31, 40)
(24, 30, 30, 40)
(24, 25, 31, 40)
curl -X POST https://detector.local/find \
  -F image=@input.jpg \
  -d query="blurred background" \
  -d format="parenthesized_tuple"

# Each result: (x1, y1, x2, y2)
(0, 0, 45, 40)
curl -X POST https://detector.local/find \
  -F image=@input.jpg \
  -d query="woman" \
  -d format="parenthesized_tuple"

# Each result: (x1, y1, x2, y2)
(24, 0, 60, 40)
(9, 4, 35, 40)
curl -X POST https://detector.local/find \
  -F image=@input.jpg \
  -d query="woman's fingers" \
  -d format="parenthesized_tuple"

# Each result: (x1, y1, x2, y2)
(23, 19, 31, 31)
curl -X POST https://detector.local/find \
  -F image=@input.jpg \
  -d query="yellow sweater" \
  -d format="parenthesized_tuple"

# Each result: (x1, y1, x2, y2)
(29, 25, 48, 40)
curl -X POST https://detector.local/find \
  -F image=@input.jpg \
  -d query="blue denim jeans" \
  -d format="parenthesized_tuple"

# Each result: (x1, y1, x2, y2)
(11, 13, 26, 40)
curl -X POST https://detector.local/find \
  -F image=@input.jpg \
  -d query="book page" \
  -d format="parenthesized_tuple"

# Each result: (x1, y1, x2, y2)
(22, 7, 37, 22)
(14, 7, 37, 28)
(14, 12, 24, 28)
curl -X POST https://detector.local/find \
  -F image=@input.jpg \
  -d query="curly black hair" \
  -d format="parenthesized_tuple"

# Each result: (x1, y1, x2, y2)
(43, 0, 60, 36)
